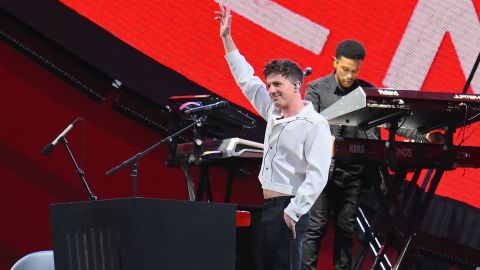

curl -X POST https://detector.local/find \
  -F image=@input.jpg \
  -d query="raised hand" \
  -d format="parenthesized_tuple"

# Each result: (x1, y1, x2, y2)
(214, 4, 232, 38)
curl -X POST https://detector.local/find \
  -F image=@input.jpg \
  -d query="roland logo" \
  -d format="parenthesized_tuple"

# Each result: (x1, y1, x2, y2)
(378, 89, 399, 96)
(349, 144, 365, 154)
(453, 94, 480, 100)
(396, 147, 412, 158)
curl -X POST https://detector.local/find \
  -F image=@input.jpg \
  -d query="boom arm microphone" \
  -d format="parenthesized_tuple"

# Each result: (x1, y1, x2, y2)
(41, 117, 82, 156)
(183, 100, 229, 114)
(303, 67, 313, 77)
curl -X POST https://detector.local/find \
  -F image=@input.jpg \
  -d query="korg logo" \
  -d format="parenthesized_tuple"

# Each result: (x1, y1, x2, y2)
(378, 89, 399, 96)
(349, 144, 365, 154)
(396, 147, 413, 157)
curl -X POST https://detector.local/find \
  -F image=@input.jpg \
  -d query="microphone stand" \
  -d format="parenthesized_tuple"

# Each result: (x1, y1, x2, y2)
(105, 115, 208, 197)
(59, 137, 97, 201)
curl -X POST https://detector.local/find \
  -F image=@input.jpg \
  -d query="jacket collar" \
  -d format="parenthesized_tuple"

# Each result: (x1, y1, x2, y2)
(272, 101, 315, 124)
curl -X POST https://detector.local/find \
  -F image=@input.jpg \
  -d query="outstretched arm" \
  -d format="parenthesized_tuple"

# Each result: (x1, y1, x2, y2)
(215, 4, 237, 54)
(216, 4, 272, 119)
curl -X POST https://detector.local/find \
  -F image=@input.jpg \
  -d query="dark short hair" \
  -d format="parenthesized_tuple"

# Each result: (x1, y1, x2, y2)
(263, 59, 303, 84)
(335, 39, 366, 60)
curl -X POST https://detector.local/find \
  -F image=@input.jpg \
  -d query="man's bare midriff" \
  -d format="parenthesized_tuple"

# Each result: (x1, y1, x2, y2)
(263, 189, 290, 199)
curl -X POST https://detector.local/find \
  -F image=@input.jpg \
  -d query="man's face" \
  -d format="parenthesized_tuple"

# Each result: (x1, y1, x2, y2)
(266, 73, 298, 109)
(334, 56, 363, 88)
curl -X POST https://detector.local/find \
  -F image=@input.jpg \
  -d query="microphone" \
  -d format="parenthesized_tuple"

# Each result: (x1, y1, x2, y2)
(41, 117, 82, 156)
(303, 67, 313, 77)
(183, 100, 229, 114)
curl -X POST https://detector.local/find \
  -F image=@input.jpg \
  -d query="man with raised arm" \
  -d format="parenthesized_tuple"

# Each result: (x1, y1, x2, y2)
(215, 5, 333, 270)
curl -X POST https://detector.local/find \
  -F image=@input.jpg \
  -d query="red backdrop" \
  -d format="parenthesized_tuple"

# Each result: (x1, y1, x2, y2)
(58, 0, 480, 207)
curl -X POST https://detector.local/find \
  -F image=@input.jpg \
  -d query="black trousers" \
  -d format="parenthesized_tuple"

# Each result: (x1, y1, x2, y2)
(261, 196, 310, 270)
(302, 164, 362, 270)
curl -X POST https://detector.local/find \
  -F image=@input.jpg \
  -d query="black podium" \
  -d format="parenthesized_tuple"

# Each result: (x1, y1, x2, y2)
(49, 198, 236, 270)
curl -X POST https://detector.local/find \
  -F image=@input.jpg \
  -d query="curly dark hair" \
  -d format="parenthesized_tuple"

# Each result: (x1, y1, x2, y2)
(263, 59, 303, 85)
(336, 39, 366, 60)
